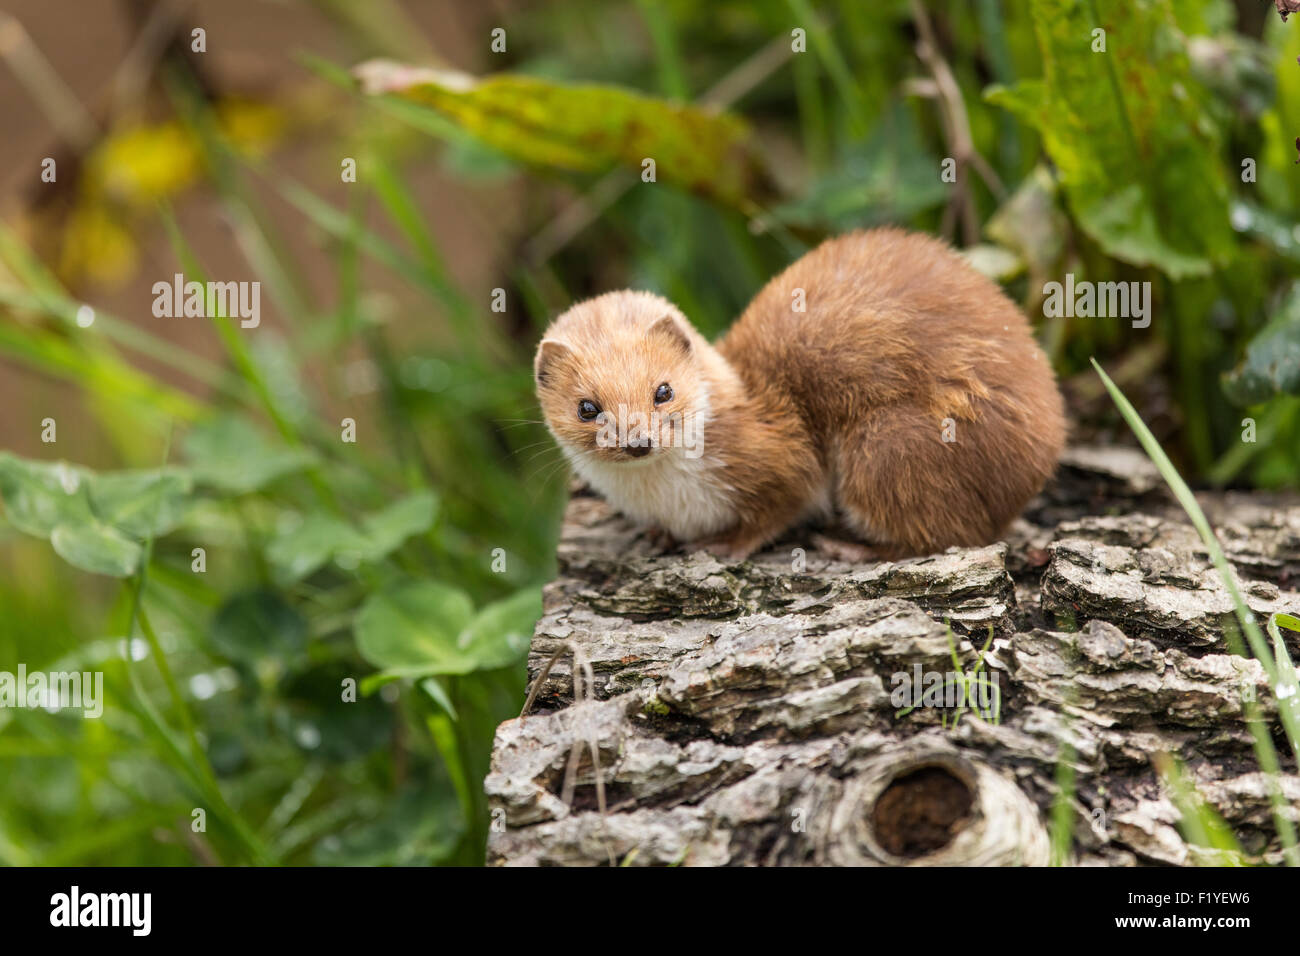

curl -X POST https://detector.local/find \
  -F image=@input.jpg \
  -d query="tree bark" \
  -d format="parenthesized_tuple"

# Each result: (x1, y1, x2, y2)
(485, 446, 1300, 866)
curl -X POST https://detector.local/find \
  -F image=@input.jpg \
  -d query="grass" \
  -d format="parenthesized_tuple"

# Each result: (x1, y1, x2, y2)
(1093, 358, 1299, 865)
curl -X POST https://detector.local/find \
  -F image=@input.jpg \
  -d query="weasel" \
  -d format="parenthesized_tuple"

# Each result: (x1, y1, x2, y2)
(534, 228, 1066, 561)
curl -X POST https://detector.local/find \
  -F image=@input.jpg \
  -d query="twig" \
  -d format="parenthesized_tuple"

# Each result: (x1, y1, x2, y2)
(0, 13, 99, 151)
(110, 0, 194, 118)
(520, 640, 608, 818)
(519, 641, 568, 719)
(908, 0, 1006, 245)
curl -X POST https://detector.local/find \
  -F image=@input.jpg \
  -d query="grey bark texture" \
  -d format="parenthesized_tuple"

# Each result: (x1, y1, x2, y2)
(485, 446, 1300, 866)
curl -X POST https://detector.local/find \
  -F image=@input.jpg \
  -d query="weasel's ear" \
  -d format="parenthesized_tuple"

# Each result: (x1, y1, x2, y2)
(534, 339, 572, 389)
(648, 314, 692, 355)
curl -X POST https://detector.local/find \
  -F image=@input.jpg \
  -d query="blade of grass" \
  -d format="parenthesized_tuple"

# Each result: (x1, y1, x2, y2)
(119, 424, 276, 864)
(163, 65, 314, 326)
(1092, 357, 1299, 864)
(784, 0, 866, 133)
(1049, 735, 1076, 866)
(1154, 753, 1246, 864)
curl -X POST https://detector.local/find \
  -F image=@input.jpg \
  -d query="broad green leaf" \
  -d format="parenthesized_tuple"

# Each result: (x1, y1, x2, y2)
(87, 467, 193, 538)
(50, 521, 141, 577)
(266, 513, 368, 584)
(354, 581, 476, 673)
(455, 587, 541, 671)
(266, 491, 436, 583)
(0, 453, 93, 536)
(0, 453, 193, 582)
(358, 491, 437, 560)
(354, 582, 535, 676)
(182, 416, 316, 493)
(353, 60, 761, 207)
(0, 454, 192, 540)
(987, 0, 1235, 278)
(210, 590, 308, 662)
(1222, 284, 1300, 405)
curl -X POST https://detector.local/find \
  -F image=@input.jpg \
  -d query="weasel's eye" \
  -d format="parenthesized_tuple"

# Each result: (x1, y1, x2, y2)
(577, 400, 601, 422)
(654, 383, 673, 405)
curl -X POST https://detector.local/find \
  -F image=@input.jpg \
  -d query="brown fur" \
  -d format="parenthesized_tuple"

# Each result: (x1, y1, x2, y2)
(535, 229, 1067, 560)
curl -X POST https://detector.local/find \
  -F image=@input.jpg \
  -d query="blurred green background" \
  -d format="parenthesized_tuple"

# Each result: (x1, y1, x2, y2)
(0, 0, 1297, 865)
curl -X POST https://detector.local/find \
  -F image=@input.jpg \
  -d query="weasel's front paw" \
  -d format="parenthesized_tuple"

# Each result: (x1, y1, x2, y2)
(690, 533, 760, 563)
(642, 525, 680, 554)
(809, 532, 904, 564)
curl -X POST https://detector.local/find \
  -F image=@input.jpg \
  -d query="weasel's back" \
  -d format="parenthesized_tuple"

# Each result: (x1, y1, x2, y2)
(717, 228, 1062, 437)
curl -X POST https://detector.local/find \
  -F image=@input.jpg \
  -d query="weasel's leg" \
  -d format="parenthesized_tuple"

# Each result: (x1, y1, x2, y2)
(641, 525, 680, 554)
(809, 532, 896, 564)
(688, 523, 776, 562)
(688, 412, 825, 562)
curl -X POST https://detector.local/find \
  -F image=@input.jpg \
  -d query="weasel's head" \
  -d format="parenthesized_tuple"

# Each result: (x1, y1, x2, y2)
(534, 291, 708, 466)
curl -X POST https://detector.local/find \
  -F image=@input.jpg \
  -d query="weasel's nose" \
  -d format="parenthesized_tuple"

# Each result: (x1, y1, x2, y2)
(626, 445, 651, 458)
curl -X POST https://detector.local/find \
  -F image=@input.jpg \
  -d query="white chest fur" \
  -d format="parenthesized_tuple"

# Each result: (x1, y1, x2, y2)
(567, 448, 737, 541)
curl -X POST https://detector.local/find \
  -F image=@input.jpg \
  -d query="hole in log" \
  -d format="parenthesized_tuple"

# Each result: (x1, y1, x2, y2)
(870, 766, 974, 858)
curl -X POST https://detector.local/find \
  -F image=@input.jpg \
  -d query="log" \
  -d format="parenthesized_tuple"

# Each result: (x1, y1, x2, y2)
(484, 446, 1300, 866)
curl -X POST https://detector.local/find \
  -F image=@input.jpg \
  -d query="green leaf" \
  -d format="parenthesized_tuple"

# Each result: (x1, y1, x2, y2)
(0, 454, 191, 577)
(182, 416, 316, 493)
(353, 60, 762, 207)
(50, 521, 141, 577)
(455, 587, 540, 672)
(1266, 614, 1300, 743)
(986, 0, 1235, 278)
(266, 491, 437, 584)
(87, 467, 193, 538)
(0, 454, 192, 539)
(358, 491, 437, 560)
(1221, 284, 1300, 405)
(0, 453, 93, 536)
(266, 513, 368, 585)
(354, 581, 476, 673)
(354, 582, 536, 676)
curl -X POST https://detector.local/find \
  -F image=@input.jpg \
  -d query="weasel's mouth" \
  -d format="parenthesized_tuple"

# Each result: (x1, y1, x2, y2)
(581, 440, 662, 465)
(601, 443, 661, 466)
